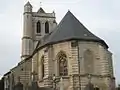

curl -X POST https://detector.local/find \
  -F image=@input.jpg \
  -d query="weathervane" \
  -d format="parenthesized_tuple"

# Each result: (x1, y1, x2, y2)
(40, 2, 42, 7)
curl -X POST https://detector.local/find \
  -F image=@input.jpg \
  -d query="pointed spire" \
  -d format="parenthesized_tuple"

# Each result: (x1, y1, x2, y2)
(37, 7, 45, 13)
(53, 20, 57, 24)
(37, 2, 45, 13)
(24, 1, 32, 7)
(53, 10, 55, 13)
(52, 10, 56, 16)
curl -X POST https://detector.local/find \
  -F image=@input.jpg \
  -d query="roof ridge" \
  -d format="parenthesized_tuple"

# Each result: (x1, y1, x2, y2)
(40, 11, 108, 48)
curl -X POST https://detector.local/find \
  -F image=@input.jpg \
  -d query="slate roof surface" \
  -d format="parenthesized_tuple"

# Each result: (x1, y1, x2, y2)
(39, 11, 108, 48)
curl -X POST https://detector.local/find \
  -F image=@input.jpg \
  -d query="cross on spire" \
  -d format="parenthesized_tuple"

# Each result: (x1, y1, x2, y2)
(40, 2, 42, 7)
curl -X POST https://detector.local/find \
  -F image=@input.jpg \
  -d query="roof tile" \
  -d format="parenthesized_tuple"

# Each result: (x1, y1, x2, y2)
(44, 11, 108, 48)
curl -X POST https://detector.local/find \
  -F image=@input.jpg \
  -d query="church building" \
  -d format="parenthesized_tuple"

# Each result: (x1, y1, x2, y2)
(3, 2, 115, 90)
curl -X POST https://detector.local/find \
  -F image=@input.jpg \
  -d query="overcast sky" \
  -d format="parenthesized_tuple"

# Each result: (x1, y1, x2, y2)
(0, 0, 120, 85)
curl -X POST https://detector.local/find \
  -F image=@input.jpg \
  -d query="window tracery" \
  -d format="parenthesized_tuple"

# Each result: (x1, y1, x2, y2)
(57, 51, 68, 76)
(45, 21, 49, 33)
(36, 21, 41, 33)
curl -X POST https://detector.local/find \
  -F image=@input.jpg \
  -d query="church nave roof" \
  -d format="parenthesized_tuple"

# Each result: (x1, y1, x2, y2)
(39, 11, 108, 48)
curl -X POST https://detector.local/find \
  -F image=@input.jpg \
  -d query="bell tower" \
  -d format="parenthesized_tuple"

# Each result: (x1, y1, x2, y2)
(21, 2, 33, 60)
(21, 2, 57, 60)
(32, 7, 57, 41)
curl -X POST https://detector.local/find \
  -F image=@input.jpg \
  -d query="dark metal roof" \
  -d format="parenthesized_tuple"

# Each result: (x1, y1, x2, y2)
(43, 11, 108, 48)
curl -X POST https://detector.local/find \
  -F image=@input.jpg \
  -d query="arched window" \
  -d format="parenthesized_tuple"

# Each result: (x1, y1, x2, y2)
(84, 49, 94, 74)
(57, 51, 68, 76)
(45, 21, 49, 34)
(41, 56, 44, 78)
(36, 21, 41, 33)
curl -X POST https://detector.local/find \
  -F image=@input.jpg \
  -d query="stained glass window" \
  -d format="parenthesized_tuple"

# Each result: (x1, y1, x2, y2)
(36, 21, 41, 33)
(45, 21, 49, 33)
(57, 51, 68, 76)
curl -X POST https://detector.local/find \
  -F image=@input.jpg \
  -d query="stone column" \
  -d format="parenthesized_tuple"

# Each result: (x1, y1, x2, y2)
(70, 41, 79, 90)
(44, 47, 53, 87)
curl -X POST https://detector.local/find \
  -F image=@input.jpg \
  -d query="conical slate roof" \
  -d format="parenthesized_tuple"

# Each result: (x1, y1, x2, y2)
(44, 11, 108, 48)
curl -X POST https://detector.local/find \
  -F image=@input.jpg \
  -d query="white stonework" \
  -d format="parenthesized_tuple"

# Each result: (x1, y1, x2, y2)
(32, 41, 115, 90)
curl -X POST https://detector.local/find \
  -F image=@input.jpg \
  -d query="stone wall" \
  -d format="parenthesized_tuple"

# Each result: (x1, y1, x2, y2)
(32, 40, 115, 90)
(7, 59, 32, 90)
